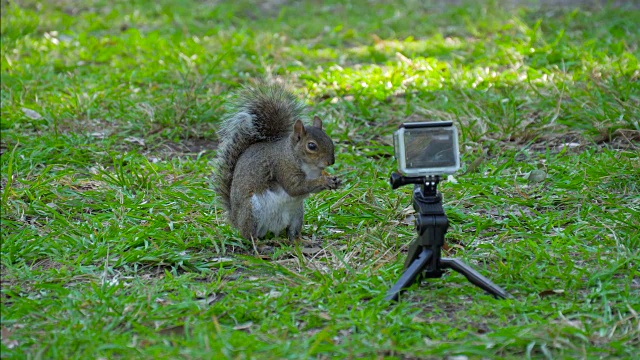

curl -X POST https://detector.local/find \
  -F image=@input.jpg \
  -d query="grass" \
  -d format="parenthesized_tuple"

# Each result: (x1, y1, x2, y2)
(1, 0, 639, 358)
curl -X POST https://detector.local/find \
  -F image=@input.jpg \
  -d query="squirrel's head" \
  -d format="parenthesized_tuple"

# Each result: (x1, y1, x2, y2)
(290, 116, 335, 173)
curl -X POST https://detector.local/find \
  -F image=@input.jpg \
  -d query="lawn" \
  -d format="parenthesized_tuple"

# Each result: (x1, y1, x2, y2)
(1, 0, 639, 358)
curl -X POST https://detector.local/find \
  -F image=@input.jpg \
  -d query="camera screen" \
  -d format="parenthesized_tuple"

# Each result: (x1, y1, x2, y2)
(403, 128, 457, 170)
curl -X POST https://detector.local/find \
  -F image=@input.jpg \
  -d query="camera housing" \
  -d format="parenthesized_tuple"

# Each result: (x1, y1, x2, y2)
(393, 121, 460, 177)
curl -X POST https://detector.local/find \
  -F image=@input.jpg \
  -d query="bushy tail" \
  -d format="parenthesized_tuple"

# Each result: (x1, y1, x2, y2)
(214, 82, 306, 213)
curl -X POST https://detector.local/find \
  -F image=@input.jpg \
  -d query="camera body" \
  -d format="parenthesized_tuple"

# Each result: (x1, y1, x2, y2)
(393, 121, 460, 177)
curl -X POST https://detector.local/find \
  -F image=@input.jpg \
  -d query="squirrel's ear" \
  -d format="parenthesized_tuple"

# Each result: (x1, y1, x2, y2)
(313, 115, 323, 129)
(293, 119, 306, 141)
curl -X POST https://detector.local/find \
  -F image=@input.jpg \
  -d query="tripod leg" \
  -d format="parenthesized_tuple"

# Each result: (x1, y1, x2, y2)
(385, 248, 433, 302)
(440, 258, 512, 299)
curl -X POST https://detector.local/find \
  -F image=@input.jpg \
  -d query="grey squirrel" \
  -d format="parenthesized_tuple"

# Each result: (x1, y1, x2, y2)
(214, 82, 341, 241)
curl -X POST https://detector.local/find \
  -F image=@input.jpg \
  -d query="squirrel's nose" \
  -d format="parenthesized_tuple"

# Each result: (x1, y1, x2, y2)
(325, 156, 334, 167)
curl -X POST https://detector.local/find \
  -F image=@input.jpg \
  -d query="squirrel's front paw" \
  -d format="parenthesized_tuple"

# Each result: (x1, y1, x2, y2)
(324, 176, 341, 190)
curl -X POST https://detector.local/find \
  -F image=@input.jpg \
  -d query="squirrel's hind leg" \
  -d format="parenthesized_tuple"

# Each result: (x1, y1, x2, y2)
(286, 204, 304, 241)
(235, 207, 260, 240)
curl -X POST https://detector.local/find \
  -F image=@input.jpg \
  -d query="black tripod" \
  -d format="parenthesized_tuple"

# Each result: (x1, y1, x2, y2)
(385, 173, 512, 302)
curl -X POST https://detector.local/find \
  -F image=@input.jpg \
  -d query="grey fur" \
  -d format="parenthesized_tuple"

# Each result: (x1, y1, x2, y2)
(214, 82, 306, 213)
(214, 81, 340, 240)
(250, 186, 305, 238)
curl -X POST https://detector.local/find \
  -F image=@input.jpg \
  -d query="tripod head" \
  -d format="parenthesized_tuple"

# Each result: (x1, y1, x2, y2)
(390, 172, 442, 202)
(390, 172, 440, 190)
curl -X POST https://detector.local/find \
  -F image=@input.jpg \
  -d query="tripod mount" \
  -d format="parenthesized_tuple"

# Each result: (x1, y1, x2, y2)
(385, 173, 512, 302)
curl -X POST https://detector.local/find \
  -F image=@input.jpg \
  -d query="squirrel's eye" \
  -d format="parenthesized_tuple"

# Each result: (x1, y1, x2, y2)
(307, 142, 318, 151)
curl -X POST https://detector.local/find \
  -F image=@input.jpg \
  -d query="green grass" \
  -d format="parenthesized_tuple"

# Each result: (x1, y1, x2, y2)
(1, 0, 639, 358)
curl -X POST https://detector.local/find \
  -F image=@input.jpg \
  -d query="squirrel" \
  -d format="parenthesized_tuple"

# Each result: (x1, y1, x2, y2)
(214, 81, 341, 241)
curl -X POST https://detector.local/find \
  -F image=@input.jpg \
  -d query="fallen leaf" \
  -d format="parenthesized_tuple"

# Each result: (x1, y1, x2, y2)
(91, 132, 107, 139)
(124, 136, 146, 147)
(412, 316, 428, 323)
(196, 293, 220, 306)
(157, 325, 185, 336)
(561, 319, 584, 330)
(21, 108, 42, 120)
(401, 205, 415, 225)
(464, 155, 484, 174)
(560, 142, 581, 149)
(1, 327, 19, 349)
(233, 322, 253, 331)
(539, 289, 565, 298)
(154, 297, 170, 305)
(301, 247, 322, 255)
(527, 169, 547, 184)
(401, 214, 415, 225)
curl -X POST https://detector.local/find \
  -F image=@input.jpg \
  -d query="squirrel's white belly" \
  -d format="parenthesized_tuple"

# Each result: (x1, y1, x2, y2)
(251, 186, 305, 237)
